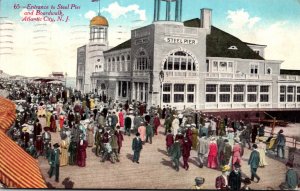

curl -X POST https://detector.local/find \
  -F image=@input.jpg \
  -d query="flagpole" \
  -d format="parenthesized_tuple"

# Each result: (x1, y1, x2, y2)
(98, 0, 101, 16)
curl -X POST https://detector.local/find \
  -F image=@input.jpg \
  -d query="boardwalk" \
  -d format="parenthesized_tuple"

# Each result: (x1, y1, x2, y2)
(38, 117, 288, 189)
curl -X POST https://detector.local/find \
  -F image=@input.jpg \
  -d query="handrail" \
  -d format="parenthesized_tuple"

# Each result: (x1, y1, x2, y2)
(263, 129, 300, 149)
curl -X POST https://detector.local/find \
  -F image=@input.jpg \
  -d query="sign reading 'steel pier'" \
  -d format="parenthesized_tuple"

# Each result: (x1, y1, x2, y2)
(164, 37, 198, 45)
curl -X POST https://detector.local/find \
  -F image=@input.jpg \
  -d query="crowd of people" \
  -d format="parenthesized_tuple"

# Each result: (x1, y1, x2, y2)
(1, 79, 299, 190)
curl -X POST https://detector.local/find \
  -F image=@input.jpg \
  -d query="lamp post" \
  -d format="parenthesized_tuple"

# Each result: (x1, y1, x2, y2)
(159, 70, 164, 109)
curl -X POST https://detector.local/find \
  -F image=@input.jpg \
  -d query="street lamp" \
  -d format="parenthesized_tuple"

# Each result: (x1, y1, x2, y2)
(159, 70, 164, 108)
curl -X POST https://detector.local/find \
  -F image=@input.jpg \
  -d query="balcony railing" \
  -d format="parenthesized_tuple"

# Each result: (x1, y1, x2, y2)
(278, 75, 299, 81)
(164, 71, 198, 78)
(205, 73, 272, 80)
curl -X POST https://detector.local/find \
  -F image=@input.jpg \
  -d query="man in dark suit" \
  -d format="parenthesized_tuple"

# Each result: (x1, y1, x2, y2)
(248, 144, 260, 183)
(48, 143, 60, 182)
(132, 132, 143, 163)
(228, 162, 242, 191)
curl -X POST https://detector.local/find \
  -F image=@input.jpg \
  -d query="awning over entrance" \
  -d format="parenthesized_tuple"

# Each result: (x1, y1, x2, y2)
(0, 96, 47, 188)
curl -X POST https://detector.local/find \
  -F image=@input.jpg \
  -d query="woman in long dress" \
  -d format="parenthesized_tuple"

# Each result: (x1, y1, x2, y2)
(118, 109, 124, 128)
(87, 122, 94, 147)
(60, 135, 69, 166)
(191, 125, 199, 150)
(258, 140, 268, 167)
(207, 137, 218, 169)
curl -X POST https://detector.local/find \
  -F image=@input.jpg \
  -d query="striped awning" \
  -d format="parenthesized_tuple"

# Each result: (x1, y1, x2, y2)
(0, 96, 47, 188)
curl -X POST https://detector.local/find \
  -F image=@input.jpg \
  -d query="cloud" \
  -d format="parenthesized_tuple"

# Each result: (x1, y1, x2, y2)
(84, 10, 97, 20)
(101, 2, 146, 21)
(223, 20, 300, 70)
(227, 9, 260, 29)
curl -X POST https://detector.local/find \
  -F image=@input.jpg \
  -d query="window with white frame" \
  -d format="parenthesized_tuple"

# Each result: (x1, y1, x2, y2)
(267, 68, 272, 75)
(260, 85, 269, 102)
(187, 84, 195, 103)
(135, 51, 149, 71)
(233, 85, 244, 102)
(163, 84, 171, 103)
(219, 84, 231, 102)
(287, 86, 295, 102)
(212, 61, 233, 73)
(247, 85, 257, 102)
(297, 87, 300, 102)
(174, 84, 185, 103)
(163, 51, 197, 71)
(280, 86, 286, 102)
(206, 84, 217, 102)
(250, 64, 258, 75)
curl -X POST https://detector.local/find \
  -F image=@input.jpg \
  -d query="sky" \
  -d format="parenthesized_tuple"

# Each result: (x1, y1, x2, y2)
(0, 0, 300, 77)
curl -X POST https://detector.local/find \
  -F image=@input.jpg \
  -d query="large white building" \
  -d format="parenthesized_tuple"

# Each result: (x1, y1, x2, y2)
(76, 0, 300, 111)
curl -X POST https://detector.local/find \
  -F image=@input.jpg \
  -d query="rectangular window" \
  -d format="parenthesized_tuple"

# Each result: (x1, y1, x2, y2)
(247, 85, 257, 92)
(219, 94, 230, 102)
(297, 95, 300, 102)
(163, 84, 171, 92)
(297, 87, 300, 93)
(181, 58, 187, 70)
(163, 94, 170, 103)
(118, 81, 121, 96)
(206, 94, 216, 102)
(174, 84, 185, 92)
(187, 94, 194, 103)
(174, 94, 184, 103)
(233, 94, 244, 102)
(174, 58, 180, 70)
(220, 85, 231, 92)
(187, 84, 195, 92)
(260, 94, 269, 102)
(280, 86, 286, 93)
(288, 86, 294, 93)
(206, 84, 217, 92)
(287, 95, 293, 102)
(247, 94, 257, 102)
(260, 86, 269, 92)
(280, 95, 285, 102)
(188, 59, 192, 70)
(250, 64, 258, 74)
(234, 85, 244, 92)
(167, 57, 173, 70)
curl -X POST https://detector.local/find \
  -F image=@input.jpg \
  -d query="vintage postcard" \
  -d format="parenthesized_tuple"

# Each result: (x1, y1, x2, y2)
(0, 0, 299, 189)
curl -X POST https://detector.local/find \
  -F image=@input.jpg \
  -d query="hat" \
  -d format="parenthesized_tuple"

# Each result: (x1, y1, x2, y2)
(22, 127, 28, 132)
(286, 162, 293, 168)
(44, 127, 50, 131)
(252, 144, 258, 149)
(53, 143, 60, 148)
(195, 177, 205, 185)
(244, 178, 251, 185)
(186, 124, 191, 128)
(136, 132, 140, 136)
(279, 129, 283, 134)
(224, 139, 229, 143)
(222, 165, 230, 172)
(234, 162, 241, 168)
(191, 123, 196, 127)
(234, 138, 240, 143)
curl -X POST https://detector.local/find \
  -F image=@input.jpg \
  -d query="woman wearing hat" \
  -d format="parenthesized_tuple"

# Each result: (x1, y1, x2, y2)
(215, 165, 230, 190)
(60, 134, 69, 167)
(207, 137, 218, 169)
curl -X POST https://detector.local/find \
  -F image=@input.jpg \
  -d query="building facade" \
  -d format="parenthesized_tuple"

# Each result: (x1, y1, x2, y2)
(77, 0, 300, 111)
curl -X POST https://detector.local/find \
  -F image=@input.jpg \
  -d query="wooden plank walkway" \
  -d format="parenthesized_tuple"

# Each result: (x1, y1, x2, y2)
(38, 117, 288, 189)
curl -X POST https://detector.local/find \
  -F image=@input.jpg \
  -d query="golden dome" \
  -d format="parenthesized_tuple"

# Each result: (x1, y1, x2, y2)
(90, 15, 109, 26)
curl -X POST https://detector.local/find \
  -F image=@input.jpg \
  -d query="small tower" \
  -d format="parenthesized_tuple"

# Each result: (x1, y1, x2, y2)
(153, 0, 182, 22)
(89, 13, 109, 46)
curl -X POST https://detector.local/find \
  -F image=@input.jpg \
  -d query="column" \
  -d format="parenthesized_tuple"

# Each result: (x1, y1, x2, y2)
(166, 0, 171, 21)
(179, 0, 182, 22)
(157, 0, 161, 21)
(175, 0, 179, 21)
(120, 81, 123, 98)
(154, 0, 157, 21)
(126, 81, 129, 99)
(143, 83, 146, 102)
(137, 82, 140, 101)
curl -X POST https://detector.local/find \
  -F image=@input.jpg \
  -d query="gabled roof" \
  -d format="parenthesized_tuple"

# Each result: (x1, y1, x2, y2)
(280, 69, 300, 76)
(104, 39, 131, 53)
(105, 18, 264, 60)
(184, 18, 264, 60)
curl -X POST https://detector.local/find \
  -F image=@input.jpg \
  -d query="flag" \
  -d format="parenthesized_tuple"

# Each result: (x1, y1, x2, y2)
(91, 0, 99, 2)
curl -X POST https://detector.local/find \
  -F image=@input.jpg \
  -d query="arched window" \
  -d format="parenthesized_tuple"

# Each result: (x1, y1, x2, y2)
(117, 56, 120, 61)
(135, 50, 149, 71)
(267, 68, 272, 75)
(121, 55, 125, 61)
(163, 51, 197, 71)
(127, 55, 131, 60)
(95, 65, 98, 70)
